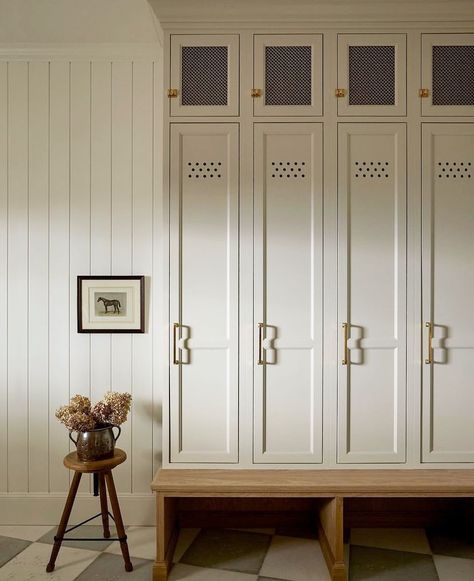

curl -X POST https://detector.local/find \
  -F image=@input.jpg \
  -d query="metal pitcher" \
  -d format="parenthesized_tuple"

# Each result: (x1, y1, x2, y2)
(69, 424, 121, 462)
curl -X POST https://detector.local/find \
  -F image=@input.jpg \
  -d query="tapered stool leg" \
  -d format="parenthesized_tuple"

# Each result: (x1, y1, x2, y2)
(105, 470, 133, 572)
(46, 472, 82, 572)
(99, 473, 111, 538)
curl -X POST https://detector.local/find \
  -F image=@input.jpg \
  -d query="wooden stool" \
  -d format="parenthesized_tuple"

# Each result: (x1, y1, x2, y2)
(46, 448, 133, 573)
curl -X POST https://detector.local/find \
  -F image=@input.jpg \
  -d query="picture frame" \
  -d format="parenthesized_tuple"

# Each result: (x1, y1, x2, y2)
(77, 276, 145, 333)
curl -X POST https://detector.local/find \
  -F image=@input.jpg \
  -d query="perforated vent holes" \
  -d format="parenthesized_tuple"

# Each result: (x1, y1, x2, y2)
(348, 46, 396, 106)
(432, 46, 474, 106)
(187, 161, 223, 179)
(270, 161, 307, 178)
(181, 46, 228, 106)
(265, 46, 312, 106)
(354, 161, 390, 178)
(437, 161, 472, 179)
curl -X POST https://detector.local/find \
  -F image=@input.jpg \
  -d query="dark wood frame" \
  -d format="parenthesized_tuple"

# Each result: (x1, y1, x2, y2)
(77, 275, 145, 333)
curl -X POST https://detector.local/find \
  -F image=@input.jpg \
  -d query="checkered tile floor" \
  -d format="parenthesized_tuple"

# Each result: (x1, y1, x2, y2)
(1, 524, 474, 580)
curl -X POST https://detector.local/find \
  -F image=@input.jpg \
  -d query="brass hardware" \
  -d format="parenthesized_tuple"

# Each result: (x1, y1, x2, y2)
(257, 323, 264, 365)
(168, 88, 178, 98)
(419, 88, 430, 98)
(173, 323, 180, 365)
(335, 88, 347, 98)
(425, 322, 433, 364)
(342, 322, 349, 365)
(251, 89, 262, 98)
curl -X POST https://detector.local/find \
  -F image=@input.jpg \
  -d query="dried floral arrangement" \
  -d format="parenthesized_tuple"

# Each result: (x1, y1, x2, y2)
(56, 392, 132, 432)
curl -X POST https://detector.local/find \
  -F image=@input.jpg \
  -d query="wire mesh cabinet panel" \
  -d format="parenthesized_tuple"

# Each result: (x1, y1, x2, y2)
(253, 35, 323, 116)
(337, 34, 406, 116)
(337, 123, 407, 464)
(170, 35, 239, 116)
(422, 34, 474, 116)
(422, 124, 474, 462)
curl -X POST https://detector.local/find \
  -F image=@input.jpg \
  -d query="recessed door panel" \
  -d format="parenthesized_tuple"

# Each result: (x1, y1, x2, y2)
(422, 35, 474, 116)
(254, 35, 323, 116)
(170, 124, 239, 462)
(337, 34, 406, 116)
(338, 123, 407, 463)
(422, 124, 474, 462)
(254, 123, 323, 463)
(170, 35, 239, 116)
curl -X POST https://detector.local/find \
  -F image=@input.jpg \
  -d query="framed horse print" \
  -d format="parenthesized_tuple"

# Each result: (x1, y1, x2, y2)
(77, 276, 145, 333)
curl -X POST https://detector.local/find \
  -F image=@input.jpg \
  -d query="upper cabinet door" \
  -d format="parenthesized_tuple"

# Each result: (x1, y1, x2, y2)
(337, 34, 406, 116)
(253, 35, 323, 116)
(422, 34, 474, 116)
(170, 35, 239, 116)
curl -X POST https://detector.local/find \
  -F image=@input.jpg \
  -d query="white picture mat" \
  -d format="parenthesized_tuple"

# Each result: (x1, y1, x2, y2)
(81, 279, 141, 330)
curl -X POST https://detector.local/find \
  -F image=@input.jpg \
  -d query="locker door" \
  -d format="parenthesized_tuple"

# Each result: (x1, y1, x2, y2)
(338, 123, 407, 464)
(337, 34, 406, 116)
(170, 35, 239, 117)
(422, 34, 474, 116)
(254, 123, 323, 464)
(422, 124, 474, 462)
(170, 124, 239, 463)
(253, 35, 323, 117)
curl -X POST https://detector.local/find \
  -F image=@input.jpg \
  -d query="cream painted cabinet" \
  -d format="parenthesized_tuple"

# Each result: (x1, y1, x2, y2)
(253, 35, 323, 116)
(337, 34, 406, 116)
(421, 35, 474, 116)
(337, 123, 407, 463)
(422, 124, 474, 462)
(169, 124, 239, 462)
(253, 123, 323, 463)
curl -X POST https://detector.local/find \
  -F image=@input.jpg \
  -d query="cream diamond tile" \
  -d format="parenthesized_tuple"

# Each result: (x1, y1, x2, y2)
(259, 535, 330, 581)
(434, 554, 474, 580)
(351, 528, 432, 554)
(105, 526, 155, 560)
(0, 542, 98, 581)
(0, 526, 53, 542)
(169, 563, 258, 581)
(173, 528, 201, 563)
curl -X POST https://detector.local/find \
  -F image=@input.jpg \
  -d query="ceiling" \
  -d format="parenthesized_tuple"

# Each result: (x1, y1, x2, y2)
(149, 0, 474, 26)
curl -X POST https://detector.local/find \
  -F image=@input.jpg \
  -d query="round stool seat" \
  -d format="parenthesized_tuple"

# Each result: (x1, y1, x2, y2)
(63, 448, 126, 473)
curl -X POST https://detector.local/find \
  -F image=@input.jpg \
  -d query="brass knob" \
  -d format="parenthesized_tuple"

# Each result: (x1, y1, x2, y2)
(251, 89, 262, 98)
(335, 88, 347, 98)
(168, 88, 178, 98)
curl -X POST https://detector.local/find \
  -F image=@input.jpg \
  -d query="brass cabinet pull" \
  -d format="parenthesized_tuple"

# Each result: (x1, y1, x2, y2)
(342, 322, 349, 365)
(257, 323, 264, 365)
(251, 89, 262, 98)
(173, 323, 180, 365)
(425, 322, 433, 364)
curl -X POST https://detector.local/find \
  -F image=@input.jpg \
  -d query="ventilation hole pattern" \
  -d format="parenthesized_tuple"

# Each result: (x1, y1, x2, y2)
(187, 161, 222, 179)
(181, 46, 228, 106)
(348, 46, 396, 106)
(270, 161, 307, 178)
(433, 46, 474, 106)
(437, 161, 472, 178)
(354, 161, 390, 178)
(265, 46, 312, 106)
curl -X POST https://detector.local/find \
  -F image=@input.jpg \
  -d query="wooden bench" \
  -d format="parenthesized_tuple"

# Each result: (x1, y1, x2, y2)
(151, 469, 474, 581)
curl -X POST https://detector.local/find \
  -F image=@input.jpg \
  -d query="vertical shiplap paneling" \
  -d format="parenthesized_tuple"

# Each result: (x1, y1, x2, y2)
(28, 61, 50, 492)
(90, 61, 112, 403)
(49, 61, 71, 493)
(0, 62, 8, 492)
(111, 62, 133, 492)
(7, 62, 29, 492)
(69, 61, 91, 493)
(132, 62, 154, 492)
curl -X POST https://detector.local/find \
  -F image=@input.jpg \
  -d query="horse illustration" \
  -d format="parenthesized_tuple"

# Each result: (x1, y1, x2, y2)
(97, 296, 121, 314)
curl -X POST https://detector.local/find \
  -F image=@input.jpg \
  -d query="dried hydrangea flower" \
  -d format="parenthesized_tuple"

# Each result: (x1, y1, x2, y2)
(69, 394, 91, 414)
(103, 391, 132, 426)
(91, 400, 113, 425)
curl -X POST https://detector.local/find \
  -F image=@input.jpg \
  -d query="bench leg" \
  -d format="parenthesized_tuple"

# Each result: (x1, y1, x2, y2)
(46, 472, 82, 572)
(318, 497, 346, 581)
(105, 470, 133, 572)
(154, 494, 178, 581)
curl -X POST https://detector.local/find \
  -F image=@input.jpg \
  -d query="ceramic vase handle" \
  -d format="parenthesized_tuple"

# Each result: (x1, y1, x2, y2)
(112, 425, 121, 442)
(69, 431, 78, 446)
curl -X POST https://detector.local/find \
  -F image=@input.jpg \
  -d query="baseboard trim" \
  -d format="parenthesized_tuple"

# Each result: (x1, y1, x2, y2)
(0, 493, 155, 526)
